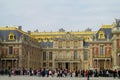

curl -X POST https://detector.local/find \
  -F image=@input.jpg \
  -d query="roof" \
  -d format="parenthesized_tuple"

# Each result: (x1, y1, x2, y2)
(0, 26, 37, 42)
(95, 25, 112, 41)
(40, 42, 53, 48)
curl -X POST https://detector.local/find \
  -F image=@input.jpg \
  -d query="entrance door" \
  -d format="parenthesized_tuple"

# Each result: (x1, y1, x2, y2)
(66, 63, 69, 69)
(99, 60, 104, 70)
(58, 63, 62, 69)
(73, 63, 77, 71)
(7, 61, 12, 69)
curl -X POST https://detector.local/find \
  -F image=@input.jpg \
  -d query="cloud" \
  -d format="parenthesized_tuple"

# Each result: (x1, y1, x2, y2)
(0, 0, 120, 32)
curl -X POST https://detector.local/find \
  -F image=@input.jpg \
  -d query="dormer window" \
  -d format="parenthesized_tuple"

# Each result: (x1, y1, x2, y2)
(49, 38, 53, 42)
(8, 32, 15, 40)
(98, 31, 105, 39)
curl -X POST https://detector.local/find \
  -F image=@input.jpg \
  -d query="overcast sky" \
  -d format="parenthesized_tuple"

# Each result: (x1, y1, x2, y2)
(0, 0, 120, 32)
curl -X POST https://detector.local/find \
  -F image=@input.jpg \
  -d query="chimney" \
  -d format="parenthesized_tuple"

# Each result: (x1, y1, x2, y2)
(28, 31, 31, 35)
(18, 26, 22, 30)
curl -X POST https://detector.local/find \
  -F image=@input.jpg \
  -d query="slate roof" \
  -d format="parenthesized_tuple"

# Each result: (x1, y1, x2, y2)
(95, 28, 112, 41)
(0, 29, 32, 42)
(40, 42, 53, 48)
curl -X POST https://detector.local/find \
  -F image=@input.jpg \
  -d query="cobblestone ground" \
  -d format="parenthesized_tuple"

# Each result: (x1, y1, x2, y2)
(0, 75, 120, 80)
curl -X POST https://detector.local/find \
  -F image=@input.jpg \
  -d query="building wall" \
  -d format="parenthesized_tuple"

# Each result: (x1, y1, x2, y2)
(0, 27, 41, 70)
(0, 19, 120, 71)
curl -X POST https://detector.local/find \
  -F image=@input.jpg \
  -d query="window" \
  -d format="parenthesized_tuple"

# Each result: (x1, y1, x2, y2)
(9, 46, 13, 54)
(59, 41, 62, 48)
(98, 31, 105, 39)
(58, 51, 62, 59)
(8, 32, 15, 40)
(84, 52, 88, 60)
(100, 34, 103, 39)
(38, 38, 41, 42)
(66, 41, 70, 48)
(74, 41, 78, 48)
(74, 51, 77, 60)
(100, 45, 104, 55)
(66, 51, 70, 59)
(43, 52, 46, 60)
(49, 52, 52, 60)
(49, 38, 53, 42)
(43, 63, 46, 67)
(44, 38, 47, 42)
(49, 63, 52, 67)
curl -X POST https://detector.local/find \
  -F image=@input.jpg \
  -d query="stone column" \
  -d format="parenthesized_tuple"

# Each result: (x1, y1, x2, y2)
(90, 45, 93, 69)
(77, 62, 79, 70)
(70, 62, 73, 71)
(62, 62, 64, 69)
(105, 59, 106, 69)
(70, 62, 71, 70)
(97, 59, 98, 69)
(55, 62, 58, 69)
(12, 60, 13, 69)
(118, 55, 120, 67)
(113, 35, 117, 67)
(0, 60, 2, 68)
(5, 60, 6, 69)
(19, 45, 22, 68)
(53, 53, 55, 69)
(16, 60, 18, 68)
(78, 62, 80, 70)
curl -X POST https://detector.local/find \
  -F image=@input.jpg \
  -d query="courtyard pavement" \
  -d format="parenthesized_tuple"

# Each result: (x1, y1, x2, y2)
(0, 75, 120, 80)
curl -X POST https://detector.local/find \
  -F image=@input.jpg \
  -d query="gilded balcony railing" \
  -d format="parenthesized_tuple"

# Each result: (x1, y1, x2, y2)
(93, 54, 111, 58)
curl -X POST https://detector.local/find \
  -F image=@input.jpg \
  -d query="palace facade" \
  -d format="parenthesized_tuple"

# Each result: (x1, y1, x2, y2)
(0, 19, 120, 71)
(0, 26, 41, 70)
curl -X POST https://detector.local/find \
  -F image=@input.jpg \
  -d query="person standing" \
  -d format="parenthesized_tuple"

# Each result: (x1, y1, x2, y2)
(87, 70, 89, 80)
(113, 69, 117, 78)
(8, 67, 12, 77)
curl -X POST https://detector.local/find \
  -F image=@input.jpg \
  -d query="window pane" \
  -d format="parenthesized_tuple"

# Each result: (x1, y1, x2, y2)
(59, 41, 62, 48)
(74, 51, 77, 60)
(100, 45, 104, 55)
(43, 52, 46, 60)
(66, 41, 70, 48)
(9, 46, 13, 54)
(84, 52, 88, 60)
(66, 51, 70, 59)
(49, 52, 52, 60)
(74, 41, 77, 48)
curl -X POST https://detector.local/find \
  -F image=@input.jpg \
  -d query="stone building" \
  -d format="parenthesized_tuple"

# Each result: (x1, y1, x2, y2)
(0, 19, 120, 71)
(31, 19, 120, 71)
(31, 28, 96, 70)
(0, 26, 41, 70)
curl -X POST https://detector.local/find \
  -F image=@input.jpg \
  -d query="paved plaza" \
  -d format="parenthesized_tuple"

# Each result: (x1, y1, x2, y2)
(0, 75, 120, 80)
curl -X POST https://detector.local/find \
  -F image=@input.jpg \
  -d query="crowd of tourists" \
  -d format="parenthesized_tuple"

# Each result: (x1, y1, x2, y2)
(0, 68, 120, 78)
